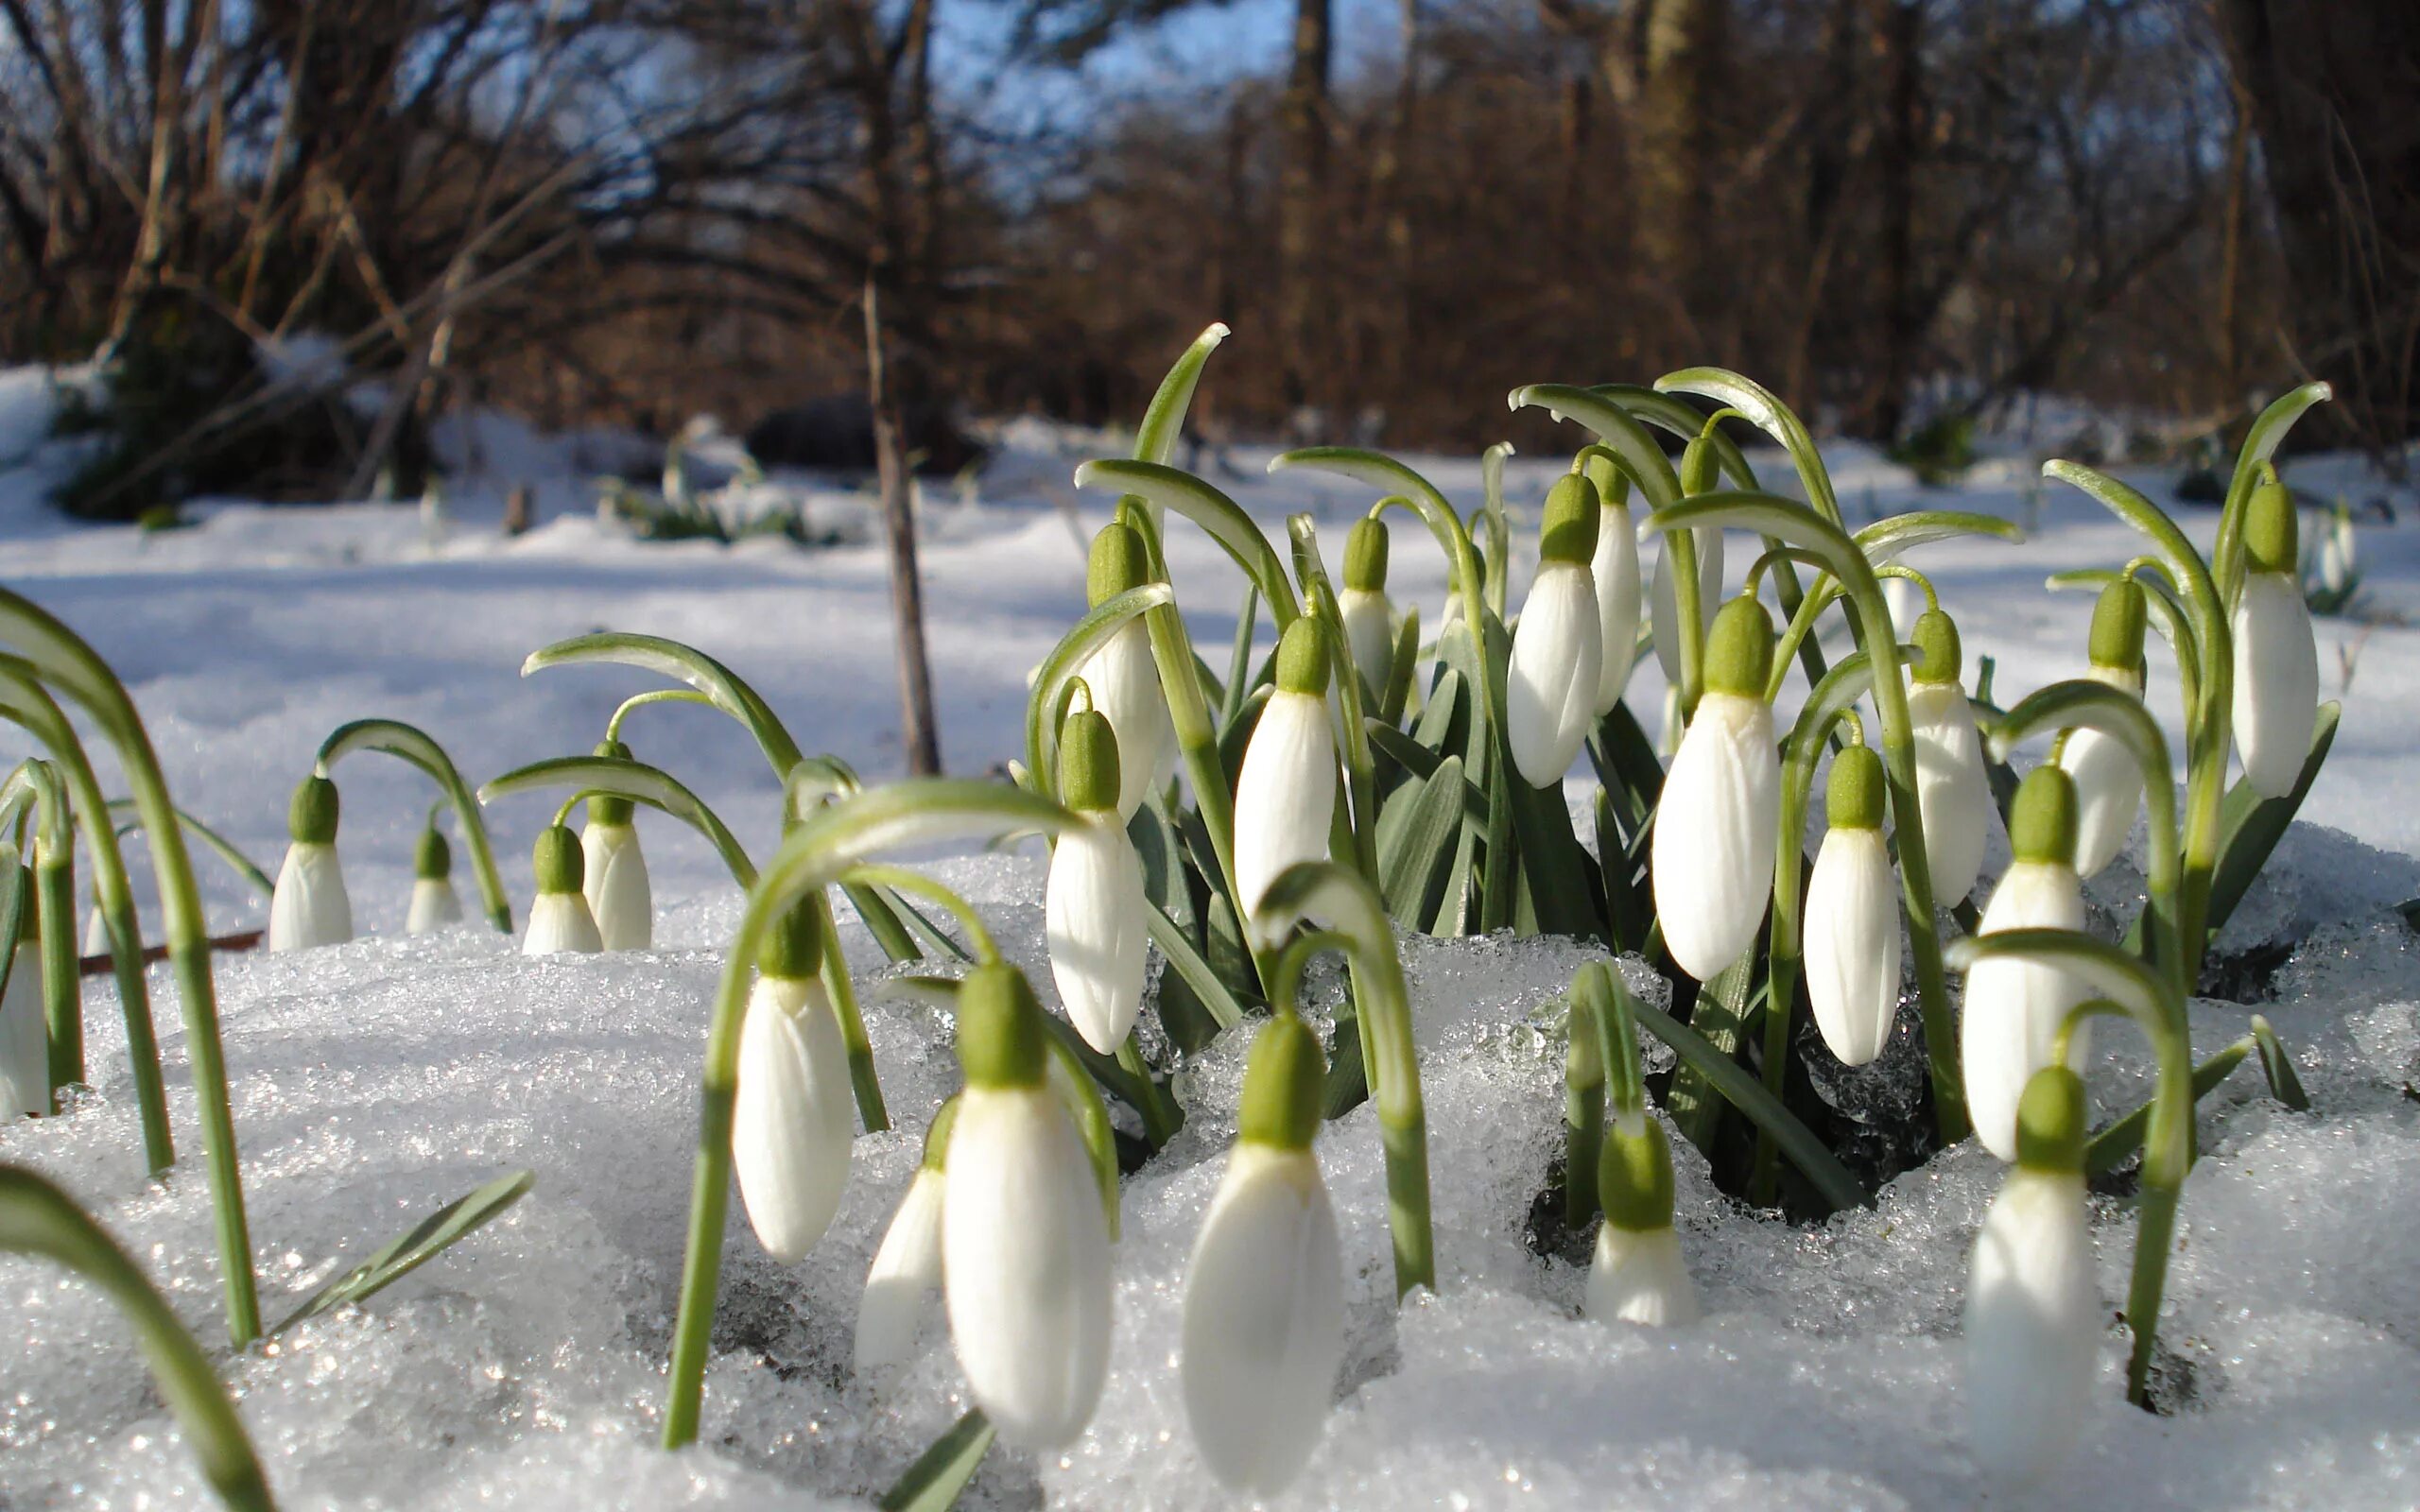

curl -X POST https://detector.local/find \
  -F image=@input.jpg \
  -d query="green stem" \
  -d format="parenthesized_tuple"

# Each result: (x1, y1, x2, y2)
(605, 687, 713, 743)
(316, 719, 513, 933)
(522, 631, 806, 778)
(103, 798, 274, 901)
(480, 753, 757, 888)
(3, 758, 80, 1099)
(815, 886, 889, 1134)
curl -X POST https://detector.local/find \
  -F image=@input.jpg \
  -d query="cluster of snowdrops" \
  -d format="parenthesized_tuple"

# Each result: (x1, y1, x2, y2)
(0, 331, 2339, 1511)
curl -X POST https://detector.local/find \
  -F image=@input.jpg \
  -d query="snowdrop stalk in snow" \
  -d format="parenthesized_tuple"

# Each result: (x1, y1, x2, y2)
(1905, 608, 1993, 907)
(579, 740, 653, 950)
(522, 825, 602, 954)
(2231, 478, 2320, 799)
(732, 901, 856, 1262)
(1964, 1065, 2100, 1483)
(943, 960, 1114, 1450)
(853, 1096, 955, 1378)
(1804, 739, 1902, 1067)
(1338, 513, 1396, 701)
(268, 777, 353, 952)
(406, 820, 464, 935)
(2057, 577, 2150, 878)
(1233, 616, 1340, 933)
(1182, 1009, 1345, 1496)
(1506, 472, 1606, 786)
(1044, 703, 1149, 1055)
(1651, 593, 1780, 981)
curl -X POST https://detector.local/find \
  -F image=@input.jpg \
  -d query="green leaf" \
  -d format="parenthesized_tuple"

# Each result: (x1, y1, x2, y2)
(479, 754, 757, 888)
(1666, 952, 1755, 1153)
(272, 1170, 535, 1334)
(102, 798, 273, 901)
(1220, 582, 1260, 730)
(316, 717, 514, 932)
(2251, 1014, 2310, 1111)
(1073, 460, 1301, 625)
(2081, 1022, 2306, 1177)
(1022, 583, 1176, 803)
(2214, 382, 2333, 602)
(2204, 701, 2341, 938)
(1504, 385, 1681, 508)
(521, 632, 804, 777)
(1379, 603, 1421, 728)
(1588, 386, 1760, 488)
(0, 857, 25, 1005)
(1855, 509, 2025, 558)
(1146, 896, 1247, 1032)
(1377, 755, 1465, 927)
(878, 1409, 996, 1512)
(1653, 367, 1841, 524)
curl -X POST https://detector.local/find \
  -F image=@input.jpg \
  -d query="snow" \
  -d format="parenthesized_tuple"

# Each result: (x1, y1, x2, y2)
(2, 374, 2419, 1508)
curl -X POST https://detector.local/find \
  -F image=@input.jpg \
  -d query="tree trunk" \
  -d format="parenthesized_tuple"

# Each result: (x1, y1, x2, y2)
(2219, 0, 2420, 458)
(1277, 0, 1331, 411)
(865, 271, 942, 777)
(1865, 0, 1921, 441)
(1633, 0, 1723, 352)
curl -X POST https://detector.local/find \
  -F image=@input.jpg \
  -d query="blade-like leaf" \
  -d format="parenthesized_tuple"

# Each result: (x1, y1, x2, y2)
(878, 1409, 996, 1512)
(1134, 323, 1230, 467)
(1505, 385, 1681, 508)
(1856, 509, 2025, 559)
(2204, 702, 2341, 938)
(1146, 896, 1248, 1032)
(480, 755, 756, 887)
(521, 632, 804, 776)
(1377, 755, 1465, 926)
(272, 1170, 535, 1334)
(1653, 367, 1841, 524)
(1024, 583, 1176, 799)
(316, 717, 513, 932)
(1072, 460, 1301, 624)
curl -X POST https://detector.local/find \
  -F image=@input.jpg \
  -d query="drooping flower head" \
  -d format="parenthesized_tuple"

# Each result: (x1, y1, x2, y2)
(1806, 741, 1903, 1067)
(581, 739, 653, 951)
(1962, 766, 2091, 1161)
(1183, 1014, 1346, 1495)
(1339, 514, 1396, 700)
(1906, 608, 1993, 905)
(733, 899, 856, 1263)
(1046, 706, 1149, 1053)
(854, 1096, 957, 1378)
(1080, 521, 1177, 819)
(1234, 616, 1339, 932)
(1651, 593, 1780, 981)
(1586, 1112, 1699, 1326)
(268, 775, 354, 952)
(405, 817, 464, 936)
(522, 824, 603, 954)
(1507, 472, 1606, 787)
(2233, 478, 2321, 799)
(2058, 577, 2148, 877)
(1586, 458, 1644, 716)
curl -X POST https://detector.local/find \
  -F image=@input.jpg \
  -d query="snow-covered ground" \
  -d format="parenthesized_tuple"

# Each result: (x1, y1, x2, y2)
(3, 376, 2418, 1509)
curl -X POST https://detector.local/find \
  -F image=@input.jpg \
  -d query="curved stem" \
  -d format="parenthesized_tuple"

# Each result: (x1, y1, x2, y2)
(480, 754, 756, 888)
(605, 687, 714, 744)
(521, 631, 805, 778)
(1022, 583, 1174, 805)
(2048, 568, 2201, 722)
(2052, 998, 2132, 1066)
(835, 863, 999, 962)
(317, 719, 512, 933)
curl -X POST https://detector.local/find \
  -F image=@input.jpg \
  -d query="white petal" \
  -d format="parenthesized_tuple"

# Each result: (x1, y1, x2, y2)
(855, 1167, 947, 1377)
(0, 940, 45, 1116)
(1805, 826, 1902, 1066)
(1591, 499, 1643, 714)
(1181, 1144, 1346, 1496)
(733, 975, 857, 1263)
(1233, 691, 1337, 926)
(1962, 861, 2091, 1161)
(1340, 587, 1395, 699)
(943, 1087, 1113, 1449)
(1908, 679, 1992, 905)
(1507, 562, 1604, 787)
(1651, 691, 1779, 980)
(1585, 1222, 1700, 1327)
(2057, 664, 2146, 879)
(1964, 1168, 2099, 1485)
(1081, 621, 1177, 820)
(1046, 814, 1150, 1053)
(2231, 572, 2320, 799)
(269, 843, 354, 952)
(406, 877, 464, 936)
(1649, 525, 1724, 685)
(522, 891, 603, 954)
(582, 822, 654, 951)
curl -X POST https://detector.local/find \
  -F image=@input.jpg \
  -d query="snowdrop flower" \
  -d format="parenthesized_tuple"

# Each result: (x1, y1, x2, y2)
(580, 741, 652, 950)
(522, 825, 603, 954)
(1962, 766, 2090, 1162)
(1591, 467, 1643, 715)
(1586, 1111, 1699, 1326)
(1, 859, 45, 1116)
(1651, 593, 1779, 981)
(1650, 435, 1725, 687)
(2232, 479, 2320, 799)
(1046, 707, 1149, 1053)
(1182, 1013, 1345, 1496)
(1338, 515, 1396, 699)
(2057, 578, 2149, 878)
(2318, 504, 2356, 595)
(1079, 522, 1176, 819)
(1234, 616, 1338, 931)
(268, 776, 353, 952)
(1806, 742, 1902, 1066)
(854, 1098, 956, 1377)
(1507, 473, 1606, 786)
(1907, 610, 1993, 906)
(943, 962, 1113, 1449)
(405, 820, 464, 936)
(1965, 1065, 2100, 1485)
(733, 902, 856, 1263)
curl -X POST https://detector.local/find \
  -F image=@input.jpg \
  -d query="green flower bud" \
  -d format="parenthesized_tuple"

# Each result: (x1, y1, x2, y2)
(2243, 478, 2298, 575)
(1826, 743, 1887, 831)
(1680, 435, 1719, 496)
(2008, 765, 2080, 867)
(2087, 578, 2148, 673)
(414, 823, 452, 881)
(1538, 473, 1601, 566)
(1598, 1116, 1677, 1231)
(533, 824, 585, 895)
(289, 776, 339, 846)
(1058, 707, 1123, 814)
(1701, 594, 1775, 699)
(1088, 522, 1152, 607)
(1275, 615, 1333, 697)
(1237, 1013, 1327, 1151)
(757, 897, 826, 980)
(2013, 1065, 2088, 1174)
(1911, 609, 1962, 686)
(589, 740, 636, 827)
(955, 961, 1049, 1091)
(1343, 516, 1390, 593)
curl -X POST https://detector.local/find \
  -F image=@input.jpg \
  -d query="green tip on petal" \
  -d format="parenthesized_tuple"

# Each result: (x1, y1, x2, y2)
(1680, 436, 1718, 496)
(1702, 593, 1775, 698)
(2087, 576, 2149, 672)
(587, 740, 638, 826)
(2244, 478, 2298, 574)
(1827, 743, 1887, 831)
(919, 1094, 961, 1171)
(955, 961, 1048, 1090)
(1910, 609, 1962, 685)
(1275, 614, 1333, 697)
(1537, 473, 1601, 565)
(289, 776, 339, 846)
(1058, 707, 1123, 814)
(1343, 516, 1391, 593)
(1237, 1013, 1327, 1151)
(2009, 765, 2079, 866)
(757, 897, 826, 980)
(414, 823, 452, 880)
(2014, 1065, 2089, 1174)
(533, 824, 585, 895)
(1087, 521, 1152, 606)
(1598, 1116, 1677, 1231)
